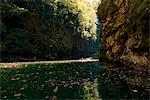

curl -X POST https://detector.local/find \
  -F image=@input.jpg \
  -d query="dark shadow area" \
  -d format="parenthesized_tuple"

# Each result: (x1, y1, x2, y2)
(98, 63, 149, 100)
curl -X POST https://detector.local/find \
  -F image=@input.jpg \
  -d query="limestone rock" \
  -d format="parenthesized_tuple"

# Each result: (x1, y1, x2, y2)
(98, 0, 149, 67)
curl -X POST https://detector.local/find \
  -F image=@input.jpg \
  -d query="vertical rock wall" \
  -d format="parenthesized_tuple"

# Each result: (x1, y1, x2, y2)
(98, 0, 149, 67)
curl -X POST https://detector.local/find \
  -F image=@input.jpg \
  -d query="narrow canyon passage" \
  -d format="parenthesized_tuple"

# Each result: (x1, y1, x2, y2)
(0, 0, 149, 99)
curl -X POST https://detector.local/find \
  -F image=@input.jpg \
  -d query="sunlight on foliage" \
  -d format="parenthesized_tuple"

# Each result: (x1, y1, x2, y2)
(1, 0, 100, 60)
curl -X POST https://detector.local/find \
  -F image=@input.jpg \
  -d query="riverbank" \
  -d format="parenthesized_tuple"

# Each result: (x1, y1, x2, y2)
(0, 58, 99, 68)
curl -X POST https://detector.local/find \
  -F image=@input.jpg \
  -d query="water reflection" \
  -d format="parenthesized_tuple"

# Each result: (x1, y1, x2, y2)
(0, 62, 149, 99)
(98, 63, 149, 100)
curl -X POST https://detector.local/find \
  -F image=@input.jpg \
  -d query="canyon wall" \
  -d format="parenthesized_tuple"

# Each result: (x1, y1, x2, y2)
(98, 0, 149, 68)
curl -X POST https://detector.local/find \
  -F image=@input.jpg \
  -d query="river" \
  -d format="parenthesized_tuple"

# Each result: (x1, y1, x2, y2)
(0, 61, 149, 99)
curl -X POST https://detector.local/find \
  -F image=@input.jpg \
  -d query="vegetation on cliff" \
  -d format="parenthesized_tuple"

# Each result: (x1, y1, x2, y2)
(0, 0, 100, 61)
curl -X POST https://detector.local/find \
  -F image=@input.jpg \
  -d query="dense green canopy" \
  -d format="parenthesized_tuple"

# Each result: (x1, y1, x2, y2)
(0, 0, 100, 61)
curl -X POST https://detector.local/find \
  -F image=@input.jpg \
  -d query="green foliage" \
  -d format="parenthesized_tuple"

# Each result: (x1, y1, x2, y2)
(2, 28, 32, 55)
(0, 20, 6, 32)
(1, 0, 99, 60)
(1, 3, 28, 17)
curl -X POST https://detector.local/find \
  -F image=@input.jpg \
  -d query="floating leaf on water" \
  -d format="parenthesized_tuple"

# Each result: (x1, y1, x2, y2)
(23, 84, 28, 88)
(42, 84, 44, 88)
(53, 86, 58, 93)
(76, 72, 79, 74)
(64, 84, 68, 87)
(45, 81, 48, 83)
(45, 96, 49, 99)
(62, 81, 65, 84)
(3, 90, 6, 92)
(11, 77, 20, 81)
(49, 72, 52, 74)
(132, 90, 138, 93)
(3, 96, 7, 98)
(14, 93, 21, 97)
(16, 74, 22, 76)
(90, 72, 93, 75)
(20, 87, 25, 90)
(22, 80, 27, 83)
(69, 86, 72, 88)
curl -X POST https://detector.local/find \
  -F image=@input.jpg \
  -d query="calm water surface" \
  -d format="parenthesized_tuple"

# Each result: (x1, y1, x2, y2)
(0, 62, 149, 99)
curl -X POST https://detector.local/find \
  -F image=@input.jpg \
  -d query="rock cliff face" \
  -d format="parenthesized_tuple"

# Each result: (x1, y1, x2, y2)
(98, 0, 149, 67)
